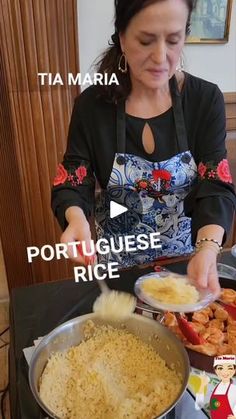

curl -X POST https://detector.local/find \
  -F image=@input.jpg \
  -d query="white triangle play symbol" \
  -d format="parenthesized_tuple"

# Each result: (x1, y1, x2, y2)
(110, 201, 128, 219)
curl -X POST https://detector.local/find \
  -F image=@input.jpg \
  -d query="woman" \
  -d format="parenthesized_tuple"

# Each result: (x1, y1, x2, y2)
(210, 355, 236, 419)
(52, 0, 236, 294)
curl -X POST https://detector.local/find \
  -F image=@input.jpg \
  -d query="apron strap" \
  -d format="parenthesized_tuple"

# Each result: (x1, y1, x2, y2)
(226, 382, 232, 396)
(169, 75, 189, 152)
(116, 74, 188, 154)
(116, 100, 126, 153)
(212, 382, 221, 394)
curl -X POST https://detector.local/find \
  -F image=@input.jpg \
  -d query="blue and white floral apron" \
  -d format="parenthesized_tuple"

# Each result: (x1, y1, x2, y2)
(95, 76, 197, 268)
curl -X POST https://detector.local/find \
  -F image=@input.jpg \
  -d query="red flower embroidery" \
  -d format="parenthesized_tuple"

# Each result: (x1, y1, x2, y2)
(198, 162, 207, 178)
(198, 159, 232, 183)
(139, 181, 148, 189)
(53, 164, 68, 186)
(75, 166, 87, 184)
(67, 174, 74, 182)
(216, 159, 232, 183)
(152, 169, 171, 181)
(208, 170, 215, 178)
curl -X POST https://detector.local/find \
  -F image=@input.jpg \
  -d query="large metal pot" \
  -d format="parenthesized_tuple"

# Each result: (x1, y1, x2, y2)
(29, 313, 190, 419)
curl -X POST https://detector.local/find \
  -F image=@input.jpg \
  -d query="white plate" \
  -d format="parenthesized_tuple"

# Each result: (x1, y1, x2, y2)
(134, 270, 215, 313)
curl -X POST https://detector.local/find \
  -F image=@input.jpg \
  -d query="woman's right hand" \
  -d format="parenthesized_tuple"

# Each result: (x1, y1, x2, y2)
(60, 206, 95, 265)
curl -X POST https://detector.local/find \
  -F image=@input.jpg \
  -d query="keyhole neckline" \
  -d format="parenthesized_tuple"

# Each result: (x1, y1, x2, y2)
(125, 105, 172, 121)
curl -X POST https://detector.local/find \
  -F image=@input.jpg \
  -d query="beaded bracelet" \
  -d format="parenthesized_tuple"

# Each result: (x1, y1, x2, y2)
(195, 238, 223, 252)
(195, 243, 220, 255)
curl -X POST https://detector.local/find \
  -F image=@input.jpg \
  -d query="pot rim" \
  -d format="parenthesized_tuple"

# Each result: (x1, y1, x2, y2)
(29, 312, 190, 419)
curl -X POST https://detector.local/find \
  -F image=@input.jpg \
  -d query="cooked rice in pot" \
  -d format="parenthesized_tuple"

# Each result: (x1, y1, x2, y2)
(39, 321, 182, 419)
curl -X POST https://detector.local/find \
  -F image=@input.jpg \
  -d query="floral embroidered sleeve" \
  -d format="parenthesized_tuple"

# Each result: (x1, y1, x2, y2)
(52, 159, 95, 230)
(197, 159, 233, 184)
(51, 96, 95, 230)
(184, 86, 236, 244)
(53, 163, 88, 187)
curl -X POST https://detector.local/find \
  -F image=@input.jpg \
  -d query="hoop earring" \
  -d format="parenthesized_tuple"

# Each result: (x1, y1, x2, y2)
(176, 54, 184, 72)
(118, 53, 128, 73)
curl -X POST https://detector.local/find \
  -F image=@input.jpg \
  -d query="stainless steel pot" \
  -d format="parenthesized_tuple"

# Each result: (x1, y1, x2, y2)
(29, 313, 190, 419)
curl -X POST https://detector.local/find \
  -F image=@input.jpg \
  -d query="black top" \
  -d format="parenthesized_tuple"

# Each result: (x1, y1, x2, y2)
(51, 72, 236, 243)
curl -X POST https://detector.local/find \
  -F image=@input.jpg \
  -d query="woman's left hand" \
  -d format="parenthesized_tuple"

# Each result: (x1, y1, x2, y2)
(187, 248, 221, 297)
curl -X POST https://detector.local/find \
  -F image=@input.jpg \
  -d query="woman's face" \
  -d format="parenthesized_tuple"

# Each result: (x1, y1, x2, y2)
(215, 364, 236, 382)
(119, 0, 188, 91)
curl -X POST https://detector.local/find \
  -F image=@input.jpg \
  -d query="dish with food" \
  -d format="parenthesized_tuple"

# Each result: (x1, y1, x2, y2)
(164, 288, 236, 357)
(39, 320, 182, 419)
(141, 275, 199, 305)
(134, 270, 215, 313)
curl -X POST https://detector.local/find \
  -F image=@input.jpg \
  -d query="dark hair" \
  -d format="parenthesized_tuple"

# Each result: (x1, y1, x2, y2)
(96, 0, 197, 102)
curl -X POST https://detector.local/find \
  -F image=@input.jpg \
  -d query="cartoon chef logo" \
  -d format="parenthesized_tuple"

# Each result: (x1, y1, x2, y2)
(210, 355, 236, 419)
(193, 355, 236, 418)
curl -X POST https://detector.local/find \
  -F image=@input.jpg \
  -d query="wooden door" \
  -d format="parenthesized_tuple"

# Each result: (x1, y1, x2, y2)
(0, 0, 79, 288)
(225, 93, 236, 248)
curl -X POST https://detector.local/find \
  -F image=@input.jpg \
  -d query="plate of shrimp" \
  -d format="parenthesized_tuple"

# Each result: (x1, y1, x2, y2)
(163, 279, 236, 373)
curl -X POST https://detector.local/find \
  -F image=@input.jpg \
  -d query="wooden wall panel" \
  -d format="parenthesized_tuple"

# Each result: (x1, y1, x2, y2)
(224, 92, 236, 247)
(0, 47, 32, 287)
(225, 92, 236, 131)
(225, 130, 236, 247)
(0, 0, 79, 288)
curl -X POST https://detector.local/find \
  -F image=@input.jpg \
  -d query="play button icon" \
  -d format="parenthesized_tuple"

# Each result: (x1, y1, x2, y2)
(95, 186, 143, 235)
(110, 201, 128, 219)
